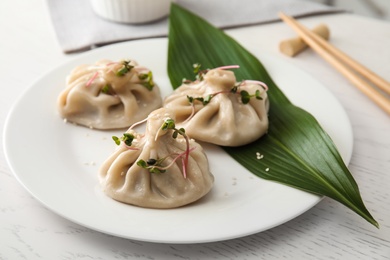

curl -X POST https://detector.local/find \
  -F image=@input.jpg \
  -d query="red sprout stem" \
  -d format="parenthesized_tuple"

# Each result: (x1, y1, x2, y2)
(243, 80, 269, 91)
(150, 147, 196, 178)
(215, 65, 240, 70)
(105, 61, 120, 73)
(86, 72, 98, 87)
(213, 90, 231, 96)
(133, 66, 149, 72)
(183, 134, 190, 179)
(106, 61, 120, 67)
(181, 156, 187, 179)
(184, 103, 196, 123)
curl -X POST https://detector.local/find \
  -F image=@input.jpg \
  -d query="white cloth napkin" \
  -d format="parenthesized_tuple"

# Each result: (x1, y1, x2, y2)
(47, 0, 343, 53)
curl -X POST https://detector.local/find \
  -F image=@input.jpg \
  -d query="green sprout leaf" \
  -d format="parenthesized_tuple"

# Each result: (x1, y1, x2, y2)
(187, 95, 194, 103)
(137, 158, 167, 174)
(116, 60, 134, 76)
(255, 89, 263, 100)
(139, 71, 155, 90)
(112, 136, 120, 146)
(122, 133, 134, 146)
(162, 118, 176, 131)
(240, 90, 251, 104)
(137, 159, 147, 168)
(101, 84, 110, 94)
(193, 63, 202, 74)
(112, 133, 135, 146)
(239, 89, 263, 104)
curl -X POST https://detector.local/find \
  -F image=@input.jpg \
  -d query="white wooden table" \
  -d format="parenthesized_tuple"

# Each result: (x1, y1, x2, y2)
(1, 1, 389, 259)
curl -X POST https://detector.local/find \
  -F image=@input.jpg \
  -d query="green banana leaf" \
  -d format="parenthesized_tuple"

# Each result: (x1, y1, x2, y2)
(167, 4, 378, 227)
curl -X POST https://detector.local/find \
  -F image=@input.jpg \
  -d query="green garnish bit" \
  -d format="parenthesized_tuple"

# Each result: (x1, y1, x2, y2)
(137, 158, 167, 174)
(193, 63, 207, 81)
(240, 89, 263, 104)
(161, 118, 176, 131)
(230, 85, 239, 93)
(138, 71, 155, 90)
(186, 63, 265, 106)
(161, 118, 186, 139)
(187, 95, 194, 103)
(116, 60, 134, 77)
(193, 63, 202, 74)
(112, 133, 135, 146)
(203, 94, 213, 104)
(146, 158, 157, 165)
(101, 84, 110, 94)
(186, 94, 213, 106)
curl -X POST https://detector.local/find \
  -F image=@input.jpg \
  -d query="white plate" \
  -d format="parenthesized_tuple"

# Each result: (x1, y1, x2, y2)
(3, 38, 353, 243)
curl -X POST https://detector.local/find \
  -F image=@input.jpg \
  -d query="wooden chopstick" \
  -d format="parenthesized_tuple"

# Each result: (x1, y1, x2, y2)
(279, 12, 390, 115)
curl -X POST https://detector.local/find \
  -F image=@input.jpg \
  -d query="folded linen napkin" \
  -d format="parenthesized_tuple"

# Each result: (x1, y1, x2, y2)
(47, 0, 343, 53)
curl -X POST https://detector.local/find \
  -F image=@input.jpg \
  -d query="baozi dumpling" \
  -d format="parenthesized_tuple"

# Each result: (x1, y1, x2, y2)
(57, 59, 162, 129)
(99, 108, 214, 209)
(163, 65, 270, 146)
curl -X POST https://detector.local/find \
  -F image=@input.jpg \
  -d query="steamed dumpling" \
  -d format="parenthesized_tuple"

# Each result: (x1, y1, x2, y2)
(163, 67, 269, 146)
(99, 108, 214, 209)
(57, 59, 162, 129)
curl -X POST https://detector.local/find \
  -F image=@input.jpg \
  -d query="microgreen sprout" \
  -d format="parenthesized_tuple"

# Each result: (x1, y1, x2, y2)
(193, 63, 202, 74)
(185, 64, 268, 108)
(191, 63, 210, 82)
(184, 79, 267, 122)
(162, 118, 190, 178)
(184, 63, 240, 84)
(112, 133, 135, 147)
(116, 60, 134, 76)
(137, 147, 196, 176)
(137, 158, 167, 174)
(138, 71, 155, 90)
(240, 89, 263, 104)
(161, 119, 187, 141)
(186, 84, 264, 107)
(161, 118, 176, 131)
(193, 63, 204, 81)
(138, 118, 191, 178)
(184, 64, 268, 94)
(187, 94, 213, 106)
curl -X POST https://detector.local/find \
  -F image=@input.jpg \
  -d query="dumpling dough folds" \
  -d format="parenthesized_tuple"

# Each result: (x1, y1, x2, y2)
(163, 68, 269, 146)
(99, 108, 214, 209)
(57, 59, 162, 129)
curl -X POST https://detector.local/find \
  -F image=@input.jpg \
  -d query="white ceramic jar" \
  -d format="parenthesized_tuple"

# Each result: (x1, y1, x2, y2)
(90, 0, 173, 24)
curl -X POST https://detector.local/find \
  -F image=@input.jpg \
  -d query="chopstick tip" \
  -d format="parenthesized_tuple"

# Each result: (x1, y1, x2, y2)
(278, 12, 291, 22)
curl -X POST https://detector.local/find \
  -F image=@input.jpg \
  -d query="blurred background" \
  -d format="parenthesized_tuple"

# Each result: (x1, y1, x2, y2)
(301, 0, 390, 20)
